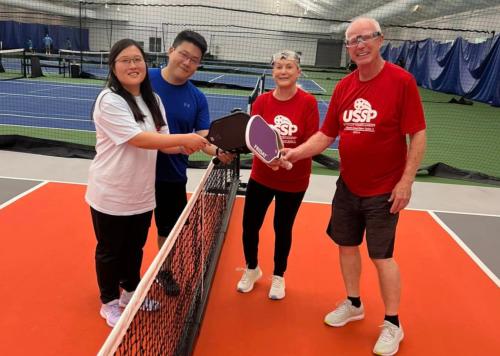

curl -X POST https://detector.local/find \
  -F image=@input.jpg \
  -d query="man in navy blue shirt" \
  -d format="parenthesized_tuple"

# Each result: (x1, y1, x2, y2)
(149, 30, 232, 295)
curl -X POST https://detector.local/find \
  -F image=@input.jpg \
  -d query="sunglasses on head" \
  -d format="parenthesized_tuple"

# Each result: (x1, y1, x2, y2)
(271, 50, 301, 65)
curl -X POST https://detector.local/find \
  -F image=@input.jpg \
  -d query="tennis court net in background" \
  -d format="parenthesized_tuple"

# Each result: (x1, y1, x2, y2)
(0, 49, 26, 80)
(59, 49, 110, 66)
(98, 160, 239, 356)
(247, 73, 265, 113)
(58, 49, 167, 79)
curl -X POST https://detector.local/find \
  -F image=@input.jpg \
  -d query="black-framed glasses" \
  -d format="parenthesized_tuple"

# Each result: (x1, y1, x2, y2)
(345, 31, 382, 48)
(176, 49, 201, 66)
(271, 50, 301, 65)
(115, 56, 145, 65)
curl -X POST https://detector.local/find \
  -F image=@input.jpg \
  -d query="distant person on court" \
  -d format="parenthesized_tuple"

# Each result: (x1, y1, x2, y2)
(43, 34, 52, 55)
(236, 50, 319, 300)
(86, 38, 208, 327)
(149, 30, 233, 296)
(283, 17, 426, 355)
(65, 37, 72, 50)
(26, 38, 34, 53)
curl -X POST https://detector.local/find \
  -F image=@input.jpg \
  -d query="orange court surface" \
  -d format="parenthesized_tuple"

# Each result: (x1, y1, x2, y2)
(0, 181, 499, 355)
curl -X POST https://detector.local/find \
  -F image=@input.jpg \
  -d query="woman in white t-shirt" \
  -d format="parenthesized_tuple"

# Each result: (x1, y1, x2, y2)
(86, 38, 207, 327)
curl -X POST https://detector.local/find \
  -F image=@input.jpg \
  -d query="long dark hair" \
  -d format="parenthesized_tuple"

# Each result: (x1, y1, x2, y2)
(105, 38, 164, 128)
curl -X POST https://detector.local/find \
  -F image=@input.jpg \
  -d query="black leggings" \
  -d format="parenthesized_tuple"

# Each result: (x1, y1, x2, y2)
(91, 207, 152, 304)
(242, 178, 305, 276)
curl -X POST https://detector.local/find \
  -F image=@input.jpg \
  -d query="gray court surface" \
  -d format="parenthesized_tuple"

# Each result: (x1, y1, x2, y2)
(0, 177, 41, 205)
(435, 212, 500, 279)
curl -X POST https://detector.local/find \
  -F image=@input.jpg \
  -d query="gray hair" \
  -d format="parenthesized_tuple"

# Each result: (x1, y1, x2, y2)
(345, 17, 382, 38)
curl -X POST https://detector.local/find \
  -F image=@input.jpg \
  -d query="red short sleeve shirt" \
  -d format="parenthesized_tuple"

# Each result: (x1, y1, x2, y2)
(321, 62, 426, 196)
(250, 88, 319, 192)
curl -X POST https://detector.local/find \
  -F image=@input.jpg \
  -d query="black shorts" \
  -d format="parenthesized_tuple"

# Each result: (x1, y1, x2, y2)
(154, 181, 188, 237)
(326, 177, 399, 259)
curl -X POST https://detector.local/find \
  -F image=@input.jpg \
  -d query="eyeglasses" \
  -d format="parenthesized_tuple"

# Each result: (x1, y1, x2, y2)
(345, 31, 382, 48)
(176, 50, 201, 66)
(115, 56, 145, 65)
(271, 50, 301, 66)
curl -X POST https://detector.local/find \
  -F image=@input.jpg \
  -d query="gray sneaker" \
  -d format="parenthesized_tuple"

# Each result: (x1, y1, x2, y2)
(373, 321, 404, 356)
(119, 290, 160, 311)
(324, 299, 365, 327)
(237, 266, 262, 293)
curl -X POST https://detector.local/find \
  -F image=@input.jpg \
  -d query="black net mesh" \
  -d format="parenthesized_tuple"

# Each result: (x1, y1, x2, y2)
(98, 160, 238, 356)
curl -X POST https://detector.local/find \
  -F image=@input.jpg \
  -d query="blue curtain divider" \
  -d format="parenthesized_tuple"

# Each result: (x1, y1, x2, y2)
(0, 20, 89, 51)
(382, 35, 500, 107)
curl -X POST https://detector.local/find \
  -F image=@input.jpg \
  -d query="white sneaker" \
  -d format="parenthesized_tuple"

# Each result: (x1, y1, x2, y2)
(236, 266, 262, 293)
(268, 275, 285, 300)
(324, 299, 365, 327)
(373, 321, 404, 356)
(119, 290, 160, 311)
(100, 299, 122, 327)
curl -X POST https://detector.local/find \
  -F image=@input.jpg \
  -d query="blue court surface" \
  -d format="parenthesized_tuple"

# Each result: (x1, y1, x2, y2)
(0, 79, 333, 146)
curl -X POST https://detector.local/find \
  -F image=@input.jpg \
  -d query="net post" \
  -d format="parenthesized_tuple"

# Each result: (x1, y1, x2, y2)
(22, 49, 26, 78)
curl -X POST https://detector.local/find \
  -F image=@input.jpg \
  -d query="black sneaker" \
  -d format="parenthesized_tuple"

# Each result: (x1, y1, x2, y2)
(155, 270, 181, 296)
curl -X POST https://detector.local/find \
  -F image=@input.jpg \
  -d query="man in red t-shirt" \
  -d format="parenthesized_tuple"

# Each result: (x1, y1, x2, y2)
(283, 17, 426, 355)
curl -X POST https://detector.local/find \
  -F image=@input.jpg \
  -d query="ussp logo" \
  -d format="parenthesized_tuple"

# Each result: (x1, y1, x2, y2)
(343, 98, 377, 123)
(273, 115, 297, 136)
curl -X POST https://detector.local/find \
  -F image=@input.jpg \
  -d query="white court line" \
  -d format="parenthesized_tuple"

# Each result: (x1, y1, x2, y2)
(0, 108, 85, 120)
(204, 93, 248, 99)
(0, 180, 48, 210)
(0, 79, 102, 89)
(29, 87, 63, 93)
(311, 78, 326, 92)
(0, 92, 94, 101)
(423, 209, 500, 218)
(0, 113, 90, 123)
(0, 123, 93, 132)
(209, 74, 225, 83)
(0, 175, 87, 186)
(428, 211, 500, 288)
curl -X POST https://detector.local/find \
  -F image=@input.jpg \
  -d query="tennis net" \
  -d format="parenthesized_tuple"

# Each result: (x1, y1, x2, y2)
(98, 160, 239, 356)
(59, 49, 110, 66)
(59, 49, 110, 79)
(247, 73, 265, 113)
(0, 49, 26, 80)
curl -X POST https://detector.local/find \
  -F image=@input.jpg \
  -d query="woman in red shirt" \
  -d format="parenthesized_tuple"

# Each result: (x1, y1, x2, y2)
(236, 50, 319, 300)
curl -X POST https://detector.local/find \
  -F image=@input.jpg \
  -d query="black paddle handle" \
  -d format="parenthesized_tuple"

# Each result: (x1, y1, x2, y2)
(213, 147, 221, 165)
